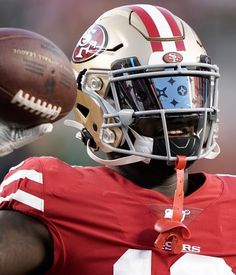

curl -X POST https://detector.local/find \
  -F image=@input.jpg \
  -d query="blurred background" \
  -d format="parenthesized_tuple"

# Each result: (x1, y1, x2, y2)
(0, 0, 236, 180)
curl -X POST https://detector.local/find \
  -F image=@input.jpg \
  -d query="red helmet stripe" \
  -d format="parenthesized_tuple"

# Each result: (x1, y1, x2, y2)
(157, 7, 186, 51)
(130, 6, 164, 52)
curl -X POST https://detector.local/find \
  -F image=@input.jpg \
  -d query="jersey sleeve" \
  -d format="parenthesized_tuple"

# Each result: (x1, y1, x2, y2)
(0, 156, 66, 272)
(0, 157, 45, 215)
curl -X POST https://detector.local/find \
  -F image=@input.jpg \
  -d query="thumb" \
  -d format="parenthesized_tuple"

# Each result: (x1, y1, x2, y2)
(13, 123, 54, 149)
(36, 123, 54, 136)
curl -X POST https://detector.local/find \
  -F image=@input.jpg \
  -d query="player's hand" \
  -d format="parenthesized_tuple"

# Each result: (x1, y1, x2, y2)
(0, 122, 53, 157)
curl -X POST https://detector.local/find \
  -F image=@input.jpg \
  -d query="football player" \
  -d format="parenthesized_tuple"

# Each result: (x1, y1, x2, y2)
(0, 4, 236, 275)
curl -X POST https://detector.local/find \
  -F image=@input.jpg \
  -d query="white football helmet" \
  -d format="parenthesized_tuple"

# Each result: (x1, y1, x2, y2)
(69, 4, 220, 165)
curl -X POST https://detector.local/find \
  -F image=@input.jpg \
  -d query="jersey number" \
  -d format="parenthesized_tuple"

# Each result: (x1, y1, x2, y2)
(113, 249, 234, 275)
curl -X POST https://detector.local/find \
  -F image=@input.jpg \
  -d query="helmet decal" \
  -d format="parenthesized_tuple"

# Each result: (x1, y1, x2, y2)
(130, 5, 186, 52)
(163, 52, 183, 63)
(72, 24, 108, 63)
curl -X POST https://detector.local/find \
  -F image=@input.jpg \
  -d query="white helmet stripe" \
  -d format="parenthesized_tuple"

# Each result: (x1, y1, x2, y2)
(131, 5, 185, 52)
(131, 5, 164, 51)
(158, 6, 186, 51)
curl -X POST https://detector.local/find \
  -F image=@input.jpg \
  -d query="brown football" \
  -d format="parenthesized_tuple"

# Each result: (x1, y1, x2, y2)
(0, 28, 77, 128)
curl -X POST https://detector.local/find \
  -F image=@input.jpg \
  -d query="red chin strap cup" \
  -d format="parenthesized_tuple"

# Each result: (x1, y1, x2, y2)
(154, 156, 191, 254)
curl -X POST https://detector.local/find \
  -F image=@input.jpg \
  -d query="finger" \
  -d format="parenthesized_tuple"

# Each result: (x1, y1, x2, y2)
(0, 145, 13, 157)
(35, 123, 53, 136)
(13, 123, 53, 149)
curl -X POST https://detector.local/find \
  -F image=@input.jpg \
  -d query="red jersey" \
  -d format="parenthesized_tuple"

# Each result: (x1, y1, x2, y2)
(0, 156, 236, 275)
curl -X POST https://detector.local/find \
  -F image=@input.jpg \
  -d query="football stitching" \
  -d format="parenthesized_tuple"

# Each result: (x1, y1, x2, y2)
(11, 89, 62, 120)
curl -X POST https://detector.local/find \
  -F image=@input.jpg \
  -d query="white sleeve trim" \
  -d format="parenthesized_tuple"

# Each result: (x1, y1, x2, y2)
(0, 189, 44, 212)
(0, 169, 43, 192)
(217, 174, 236, 178)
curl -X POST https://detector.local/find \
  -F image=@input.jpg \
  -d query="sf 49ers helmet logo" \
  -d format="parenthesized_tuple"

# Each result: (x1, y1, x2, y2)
(72, 24, 108, 63)
(163, 52, 183, 63)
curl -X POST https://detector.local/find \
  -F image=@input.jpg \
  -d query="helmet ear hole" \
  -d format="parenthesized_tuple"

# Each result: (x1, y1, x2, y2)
(93, 123, 98, 131)
(77, 103, 89, 118)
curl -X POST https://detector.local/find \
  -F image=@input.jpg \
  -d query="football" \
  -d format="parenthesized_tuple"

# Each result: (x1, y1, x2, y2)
(0, 28, 77, 128)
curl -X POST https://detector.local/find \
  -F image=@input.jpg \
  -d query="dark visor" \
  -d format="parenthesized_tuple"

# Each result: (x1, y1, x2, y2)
(111, 57, 211, 112)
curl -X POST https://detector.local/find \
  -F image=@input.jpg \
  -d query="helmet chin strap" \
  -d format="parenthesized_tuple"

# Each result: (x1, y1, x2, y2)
(86, 142, 147, 166)
(154, 155, 191, 254)
(88, 128, 154, 166)
(64, 119, 152, 166)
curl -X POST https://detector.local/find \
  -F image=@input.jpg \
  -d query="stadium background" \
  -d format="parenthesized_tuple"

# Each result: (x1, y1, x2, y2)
(0, 0, 235, 180)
